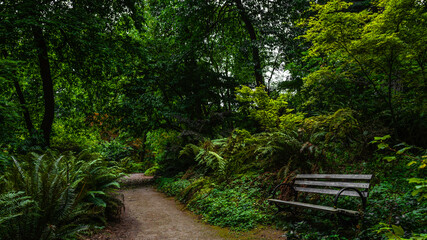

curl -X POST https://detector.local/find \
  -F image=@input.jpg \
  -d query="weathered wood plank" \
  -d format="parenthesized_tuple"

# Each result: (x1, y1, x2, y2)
(267, 199, 360, 215)
(294, 180, 370, 189)
(294, 187, 368, 198)
(296, 174, 373, 180)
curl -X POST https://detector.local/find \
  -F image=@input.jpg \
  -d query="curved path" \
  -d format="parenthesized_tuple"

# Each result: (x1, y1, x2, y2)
(89, 174, 284, 240)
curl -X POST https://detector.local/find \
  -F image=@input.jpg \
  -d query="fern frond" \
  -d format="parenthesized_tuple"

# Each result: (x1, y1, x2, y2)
(179, 144, 202, 158)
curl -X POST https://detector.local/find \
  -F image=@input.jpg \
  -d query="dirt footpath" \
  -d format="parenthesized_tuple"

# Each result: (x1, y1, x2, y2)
(121, 187, 224, 239)
(89, 174, 284, 240)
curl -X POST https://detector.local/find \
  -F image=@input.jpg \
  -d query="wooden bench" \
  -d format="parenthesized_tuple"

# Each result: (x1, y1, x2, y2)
(268, 174, 373, 216)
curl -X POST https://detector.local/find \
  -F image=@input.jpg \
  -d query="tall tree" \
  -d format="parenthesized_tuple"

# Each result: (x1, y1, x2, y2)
(0, 0, 140, 146)
(233, 0, 264, 87)
(300, 0, 426, 144)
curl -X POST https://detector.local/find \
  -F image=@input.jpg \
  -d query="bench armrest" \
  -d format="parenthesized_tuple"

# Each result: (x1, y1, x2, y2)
(333, 187, 367, 211)
(270, 182, 297, 201)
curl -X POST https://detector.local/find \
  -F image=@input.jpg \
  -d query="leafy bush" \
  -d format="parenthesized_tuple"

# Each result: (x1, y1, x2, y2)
(156, 175, 272, 231)
(98, 138, 133, 162)
(50, 117, 102, 152)
(145, 129, 188, 175)
(156, 177, 191, 197)
(144, 163, 160, 176)
(0, 192, 36, 238)
(188, 186, 268, 231)
(119, 156, 145, 173)
(365, 182, 427, 239)
(0, 151, 123, 239)
(236, 85, 304, 132)
(0, 99, 23, 149)
(180, 129, 303, 179)
(0, 150, 9, 174)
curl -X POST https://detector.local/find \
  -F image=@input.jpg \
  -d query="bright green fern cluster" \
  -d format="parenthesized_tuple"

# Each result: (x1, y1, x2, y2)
(0, 151, 123, 240)
(180, 129, 303, 179)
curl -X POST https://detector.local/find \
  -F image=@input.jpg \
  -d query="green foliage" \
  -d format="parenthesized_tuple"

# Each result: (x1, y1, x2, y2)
(370, 136, 427, 201)
(144, 163, 160, 176)
(156, 178, 191, 197)
(300, 0, 427, 145)
(180, 107, 363, 179)
(0, 99, 22, 148)
(0, 191, 35, 229)
(0, 150, 9, 174)
(236, 86, 304, 131)
(366, 182, 427, 239)
(50, 118, 101, 152)
(303, 109, 360, 143)
(189, 187, 267, 231)
(0, 0, 425, 237)
(144, 129, 193, 175)
(156, 175, 271, 231)
(0, 151, 123, 239)
(180, 141, 228, 177)
(145, 129, 180, 164)
(98, 138, 133, 162)
(180, 129, 303, 179)
(375, 222, 427, 240)
(408, 177, 427, 201)
(407, 153, 427, 201)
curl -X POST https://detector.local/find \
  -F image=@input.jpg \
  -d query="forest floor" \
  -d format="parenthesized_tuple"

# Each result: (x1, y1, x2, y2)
(87, 174, 286, 240)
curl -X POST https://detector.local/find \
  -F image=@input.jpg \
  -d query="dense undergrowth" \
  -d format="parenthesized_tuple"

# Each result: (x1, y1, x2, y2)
(151, 87, 427, 239)
(155, 151, 426, 239)
(0, 150, 124, 239)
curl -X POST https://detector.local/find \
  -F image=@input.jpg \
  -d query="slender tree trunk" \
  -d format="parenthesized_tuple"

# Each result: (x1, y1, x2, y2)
(13, 79, 35, 133)
(33, 25, 54, 146)
(234, 0, 264, 88)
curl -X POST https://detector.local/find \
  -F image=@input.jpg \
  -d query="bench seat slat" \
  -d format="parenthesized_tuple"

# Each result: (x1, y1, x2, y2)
(296, 174, 372, 180)
(267, 199, 360, 215)
(294, 180, 370, 189)
(294, 187, 368, 198)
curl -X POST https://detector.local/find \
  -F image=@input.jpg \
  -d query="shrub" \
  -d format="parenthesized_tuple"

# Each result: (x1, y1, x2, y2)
(156, 175, 271, 231)
(50, 118, 101, 152)
(0, 151, 123, 239)
(98, 138, 133, 162)
(180, 129, 303, 179)
(188, 187, 268, 231)
(144, 163, 160, 176)
(156, 177, 191, 197)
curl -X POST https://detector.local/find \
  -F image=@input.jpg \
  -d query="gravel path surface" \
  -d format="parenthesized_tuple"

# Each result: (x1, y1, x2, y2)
(89, 174, 223, 240)
(89, 174, 285, 240)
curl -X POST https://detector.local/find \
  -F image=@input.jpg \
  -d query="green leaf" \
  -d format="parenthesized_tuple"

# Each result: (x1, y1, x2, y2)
(88, 191, 106, 198)
(377, 143, 389, 150)
(419, 193, 427, 201)
(374, 135, 391, 141)
(408, 178, 422, 184)
(411, 189, 421, 196)
(90, 197, 107, 208)
(383, 156, 396, 162)
(391, 225, 404, 237)
(407, 161, 417, 166)
(101, 182, 120, 189)
(396, 147, 412, 155)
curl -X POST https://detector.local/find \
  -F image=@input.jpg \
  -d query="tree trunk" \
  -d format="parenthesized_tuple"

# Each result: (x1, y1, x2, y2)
(33, 25, 54, 146)
(13, 79, 35, 134)
(234, 0, 264, 88)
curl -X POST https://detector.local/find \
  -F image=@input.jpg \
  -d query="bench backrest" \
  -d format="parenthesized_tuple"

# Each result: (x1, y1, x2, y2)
(294, 174, 373, 198)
